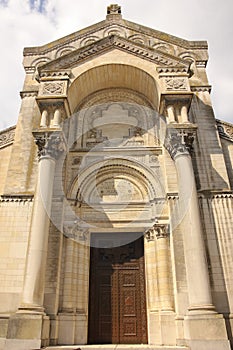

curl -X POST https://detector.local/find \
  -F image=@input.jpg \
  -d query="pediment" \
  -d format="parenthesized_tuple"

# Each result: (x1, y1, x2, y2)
(24, 15, 208, 71)
(38, 35, 190, 73)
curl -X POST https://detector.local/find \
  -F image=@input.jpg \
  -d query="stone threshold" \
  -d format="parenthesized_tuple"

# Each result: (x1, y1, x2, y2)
(44, 345, 188, 350)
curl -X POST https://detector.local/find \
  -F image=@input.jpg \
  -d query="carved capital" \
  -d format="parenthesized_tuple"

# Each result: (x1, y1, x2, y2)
(154, 224, 169, 239)
(165, 129, 195, 159)
(63, 223, 88, 242)
(145, 223, 169, 241)
(33, 131, 66, 160)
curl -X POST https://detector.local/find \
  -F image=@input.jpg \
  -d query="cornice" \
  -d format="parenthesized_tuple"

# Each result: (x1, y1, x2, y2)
(38, 35, 189, 72)
(0, 126, 16, 149)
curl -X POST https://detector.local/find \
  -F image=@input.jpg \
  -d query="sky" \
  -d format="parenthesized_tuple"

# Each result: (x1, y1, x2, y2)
(0, 0, 233, 130)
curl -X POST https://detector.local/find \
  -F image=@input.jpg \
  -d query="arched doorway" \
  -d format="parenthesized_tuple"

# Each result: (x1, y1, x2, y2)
(88, 232, 147, 344)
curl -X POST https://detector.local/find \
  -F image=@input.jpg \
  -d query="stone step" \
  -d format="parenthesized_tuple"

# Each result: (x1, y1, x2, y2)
(44, 345, 188, 350)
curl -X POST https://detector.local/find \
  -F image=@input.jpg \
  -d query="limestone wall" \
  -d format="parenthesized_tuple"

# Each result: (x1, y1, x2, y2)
(0, 145, 12, 195)
(0, 198, 33, 313)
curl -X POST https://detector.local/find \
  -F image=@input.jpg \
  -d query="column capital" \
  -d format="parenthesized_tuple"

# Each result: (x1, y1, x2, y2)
(145, 223, 169, 241)
(33, 130, 66, 160)
(164, 127, 196, 160)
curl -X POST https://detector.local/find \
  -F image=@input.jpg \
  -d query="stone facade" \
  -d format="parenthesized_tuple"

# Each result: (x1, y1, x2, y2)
(0, 5, 232, 350)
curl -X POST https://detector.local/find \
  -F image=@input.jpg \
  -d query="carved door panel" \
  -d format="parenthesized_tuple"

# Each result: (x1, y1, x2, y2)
(88, 234, 147, 344)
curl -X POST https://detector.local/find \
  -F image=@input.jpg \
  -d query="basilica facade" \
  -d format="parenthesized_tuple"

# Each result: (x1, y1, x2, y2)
(0, 5, 233, 350)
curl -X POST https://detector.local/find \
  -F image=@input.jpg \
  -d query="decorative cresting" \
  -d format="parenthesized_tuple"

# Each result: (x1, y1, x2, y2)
(36, 69, 71, 129)
(33, 130, 66, 159)
(18, 130, 66, 314)
(145, 223, 173, 311)
(165, 127, 216, 314)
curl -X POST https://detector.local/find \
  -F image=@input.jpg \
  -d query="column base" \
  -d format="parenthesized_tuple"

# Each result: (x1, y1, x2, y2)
(4, 313, 50, 350)
(184, 312, 231, 350)
(58, 312, 88, 345)
(147, 310, 176, 345)
(188, 303, 216, 315)
(17, 303, 45, 315)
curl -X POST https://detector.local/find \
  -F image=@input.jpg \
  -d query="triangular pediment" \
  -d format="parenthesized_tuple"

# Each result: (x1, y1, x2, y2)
(24, 14, 208, 71)
(38, 35, 190, 73)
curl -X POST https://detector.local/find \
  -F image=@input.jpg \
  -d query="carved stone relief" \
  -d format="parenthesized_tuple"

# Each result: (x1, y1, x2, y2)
(165, 78, 188, 91)
(42, 82, 65, 95)
(0, 127, 15, 149)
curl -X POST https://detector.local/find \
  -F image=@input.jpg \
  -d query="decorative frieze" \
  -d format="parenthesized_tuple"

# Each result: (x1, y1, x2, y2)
(191, 85, 212, 93)
(33, 131, 66, 160)
(0, 126, 15, 149)
(39, 70, 71, 80)
(157, 67, 189, 74)
(0, 195, 33, 203)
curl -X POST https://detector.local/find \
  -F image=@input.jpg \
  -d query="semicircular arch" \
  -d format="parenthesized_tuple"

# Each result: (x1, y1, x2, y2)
(68, 157, 165, 204)
(68, 64, 159, 113)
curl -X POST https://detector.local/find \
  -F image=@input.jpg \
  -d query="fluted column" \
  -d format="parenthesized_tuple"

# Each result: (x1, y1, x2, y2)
(18, 131, 65, 313)
(165, 129, 215, 314)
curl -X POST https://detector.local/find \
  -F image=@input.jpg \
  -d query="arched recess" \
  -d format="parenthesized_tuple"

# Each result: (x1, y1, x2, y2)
(68, 158, 165, 205)
(67, 64, 159, 113)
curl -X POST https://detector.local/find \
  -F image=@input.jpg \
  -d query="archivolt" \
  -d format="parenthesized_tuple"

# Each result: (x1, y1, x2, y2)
(68, 158, 164, 203)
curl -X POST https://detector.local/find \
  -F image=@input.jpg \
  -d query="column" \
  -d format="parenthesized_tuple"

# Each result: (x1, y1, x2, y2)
(154, 224, 173, 312)
(145, 229, 159, 311)
(40, 110, 48, 127)
(180, 105, 189, 123)
(165, 129, 215, 314)
(18, 131, 65, 313)
(167, 105, 176, 123)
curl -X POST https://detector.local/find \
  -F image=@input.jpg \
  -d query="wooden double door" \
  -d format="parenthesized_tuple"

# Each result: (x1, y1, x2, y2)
(88, 233, 147, 344)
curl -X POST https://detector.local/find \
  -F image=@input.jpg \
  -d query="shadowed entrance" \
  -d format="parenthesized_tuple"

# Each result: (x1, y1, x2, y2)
(88, 233, 148, 344)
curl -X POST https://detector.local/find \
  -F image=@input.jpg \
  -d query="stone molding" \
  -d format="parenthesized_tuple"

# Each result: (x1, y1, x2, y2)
(164, 128, 196, 159)
(20, 91, 38, 99)
(38, 70, 71, 81)
(191, 85, 212, 93)
(0, 195, 33, 203)
(157, 67, 189, 75)
(216, 119, 233, 142)
(33, 130, 66, 160)
(0, 126, 15, 149)
(77, 87, 153, 110)
(145, 223, 169, 241)
(38, 35, 189, 71)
